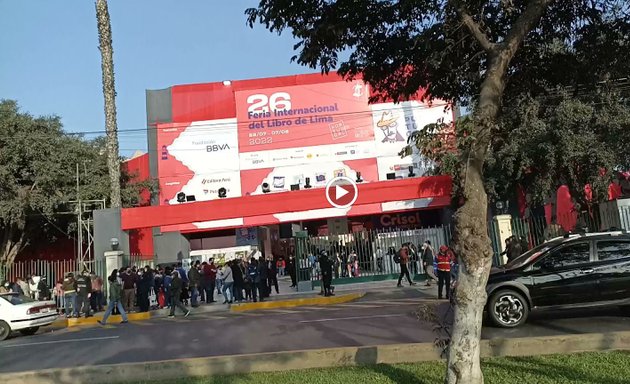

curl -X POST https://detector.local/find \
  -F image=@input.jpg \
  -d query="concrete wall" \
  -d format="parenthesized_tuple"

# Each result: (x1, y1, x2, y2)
(152, 231, 190, 265)
(93, 208, 130, 260)
(145, 87, 191, 264)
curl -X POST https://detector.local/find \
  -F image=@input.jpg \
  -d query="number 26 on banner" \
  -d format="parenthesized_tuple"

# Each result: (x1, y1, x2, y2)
(247, 92, 292, 114)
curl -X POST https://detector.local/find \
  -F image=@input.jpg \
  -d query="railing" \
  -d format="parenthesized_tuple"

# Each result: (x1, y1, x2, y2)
(298, 225, 452, 283)
(490, 201, 630, 266)
(2, 259, 80, 289)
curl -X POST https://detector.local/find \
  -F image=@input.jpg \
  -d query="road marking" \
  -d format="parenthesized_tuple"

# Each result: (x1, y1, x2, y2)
(361, 300, 422, 306)
(0, 336, 120, 349)
(299, 314, 406, 323)
(298, 306, 340, 311)
(333, 303, 384, 308)
(266, 309, 304, 314)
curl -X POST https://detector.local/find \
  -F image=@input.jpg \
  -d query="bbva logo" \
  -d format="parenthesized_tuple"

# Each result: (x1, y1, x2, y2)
(206, 144, 230, 152)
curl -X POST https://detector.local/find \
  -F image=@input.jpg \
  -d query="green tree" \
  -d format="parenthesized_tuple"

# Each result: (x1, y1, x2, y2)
(414, 89, 630, 215)
(0, 100, 155, 280)
(246, 2, 630, 383)
(486, 90, 630, 211)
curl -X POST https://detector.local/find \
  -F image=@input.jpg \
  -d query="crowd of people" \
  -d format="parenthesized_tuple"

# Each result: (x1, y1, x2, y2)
(1, 275, 52, 300)
(94, 256, 287, 322)
(2, 240, 462, 321)
(394, 240, 458, 300)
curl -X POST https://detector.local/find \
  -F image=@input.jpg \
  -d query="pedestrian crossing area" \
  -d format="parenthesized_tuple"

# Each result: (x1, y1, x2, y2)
(51, 297, 432, 329)
(150, 297, 430, 322)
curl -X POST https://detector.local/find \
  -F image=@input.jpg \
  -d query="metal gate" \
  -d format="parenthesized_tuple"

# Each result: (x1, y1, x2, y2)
(296, 225, 452, 285)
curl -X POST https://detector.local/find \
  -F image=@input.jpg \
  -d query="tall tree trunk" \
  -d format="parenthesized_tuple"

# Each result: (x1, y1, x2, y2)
(446, 2, 553, 382)
(445, 57, 503, 384)
(95, 0, 121, 208)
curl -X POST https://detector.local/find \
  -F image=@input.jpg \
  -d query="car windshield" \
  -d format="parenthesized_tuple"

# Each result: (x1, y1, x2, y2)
(502, 239, 564, 269)
(0, 293, 36, 305)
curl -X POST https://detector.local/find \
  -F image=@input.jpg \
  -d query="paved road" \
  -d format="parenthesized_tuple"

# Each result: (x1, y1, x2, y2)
(1, 288, 629, 373)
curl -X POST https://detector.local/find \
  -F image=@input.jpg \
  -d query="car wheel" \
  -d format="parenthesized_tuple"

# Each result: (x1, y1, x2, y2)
(488, 290, 529, 328)
(0, 321, 11, 341)
(19, 327, 39, 336)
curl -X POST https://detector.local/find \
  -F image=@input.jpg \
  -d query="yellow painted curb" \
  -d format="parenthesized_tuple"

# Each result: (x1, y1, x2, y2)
(50, 312, 151, 328)
(230, 292, 365, 312)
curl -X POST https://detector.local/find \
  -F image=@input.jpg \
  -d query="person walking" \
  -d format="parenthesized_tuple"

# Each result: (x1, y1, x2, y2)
(267, 258, 279, 295)
(37, 276, 51, 301)
(75, 270, 92, 318)
(221, 262, 234, 304)
(137, 267, 153, 312)
(163, 267, 173, 308)
(276, 258, 285, 277)
(98, 270, 128, 325)
(258, 257, 269, 299)
(204, 260, 218, 303)
(320, 250, 335, 296)
(120, 267, 137, 312)
(436, 246, 454, 300)
(215, 264, 224, 298)
(188, 260, 201, 307)
(397, 244, 416, 287)
(422, 240, 437, 286)
(169, 271, 190, 318)
(90, 272, 104, 312)
(62, 273, 78, 318)
(53, 280, 64, 314)
(231, 260, 244, 303)
(200, 262, 210, 303)
(287, 256, 297, 288)
(247, 258, 260, 302)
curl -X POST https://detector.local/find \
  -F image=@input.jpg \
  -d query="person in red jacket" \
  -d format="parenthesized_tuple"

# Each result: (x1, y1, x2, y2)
(436, 245, 453, 300)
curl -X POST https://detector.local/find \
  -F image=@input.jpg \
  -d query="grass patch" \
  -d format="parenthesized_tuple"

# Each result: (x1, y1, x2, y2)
(134, 351, 630, 384)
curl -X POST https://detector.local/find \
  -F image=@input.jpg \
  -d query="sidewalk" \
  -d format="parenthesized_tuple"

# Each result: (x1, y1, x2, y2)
(50, 276, 433, 326)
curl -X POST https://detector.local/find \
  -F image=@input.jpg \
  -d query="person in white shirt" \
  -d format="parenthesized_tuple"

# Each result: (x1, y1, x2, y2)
(221, 262, 234, 304)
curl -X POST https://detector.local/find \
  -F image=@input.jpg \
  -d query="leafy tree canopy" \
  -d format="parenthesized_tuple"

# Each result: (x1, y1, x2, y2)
(247, 0, 630, 210)
(414, 89, 630, 208)
(0, 100, 156, 270)
(247, 1, 630, 104)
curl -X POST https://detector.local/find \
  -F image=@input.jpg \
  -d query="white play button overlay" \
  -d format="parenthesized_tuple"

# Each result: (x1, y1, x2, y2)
(326, 176, 358, 209)
(335, 185, 349, 200)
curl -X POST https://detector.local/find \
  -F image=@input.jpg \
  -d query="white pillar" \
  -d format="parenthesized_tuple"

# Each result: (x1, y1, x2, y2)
(493, 215, 513, 264)
(104, 250, 124, 292)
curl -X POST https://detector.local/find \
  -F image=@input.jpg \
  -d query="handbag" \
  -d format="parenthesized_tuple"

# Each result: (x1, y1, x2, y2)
(157, 288, 166, 308)
(149, 288, 158, 307)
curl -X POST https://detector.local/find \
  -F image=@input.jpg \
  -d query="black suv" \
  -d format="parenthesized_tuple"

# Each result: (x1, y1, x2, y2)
(486, 230, 630, 328)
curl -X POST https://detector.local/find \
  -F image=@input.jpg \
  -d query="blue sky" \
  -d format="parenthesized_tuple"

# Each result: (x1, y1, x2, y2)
(0, 1, 308, 157)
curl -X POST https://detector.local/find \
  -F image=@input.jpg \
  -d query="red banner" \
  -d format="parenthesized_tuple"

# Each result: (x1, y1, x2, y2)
(235, 81, 374, 153)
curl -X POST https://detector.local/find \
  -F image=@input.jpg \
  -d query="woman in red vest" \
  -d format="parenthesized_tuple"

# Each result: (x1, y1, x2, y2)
(436, 245, 453, 300)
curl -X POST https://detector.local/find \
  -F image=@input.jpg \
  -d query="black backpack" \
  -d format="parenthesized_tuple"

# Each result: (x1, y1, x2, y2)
(393, 250, 401, 264)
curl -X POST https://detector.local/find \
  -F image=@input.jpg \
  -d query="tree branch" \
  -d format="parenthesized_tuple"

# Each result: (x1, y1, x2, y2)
(454, 4, 495, 52)
(501, 0, 554, 57)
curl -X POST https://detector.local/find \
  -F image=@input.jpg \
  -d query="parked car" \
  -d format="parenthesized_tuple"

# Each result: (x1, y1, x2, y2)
(485, 230, 630, 328)
(0, 292, 58, 340)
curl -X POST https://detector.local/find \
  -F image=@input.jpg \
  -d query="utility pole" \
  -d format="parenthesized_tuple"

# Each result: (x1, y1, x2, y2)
(76, 163, 82, 269)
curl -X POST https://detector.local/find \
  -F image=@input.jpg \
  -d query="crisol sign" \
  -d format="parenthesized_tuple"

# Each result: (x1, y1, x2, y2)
(378, 212, 424, 228)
